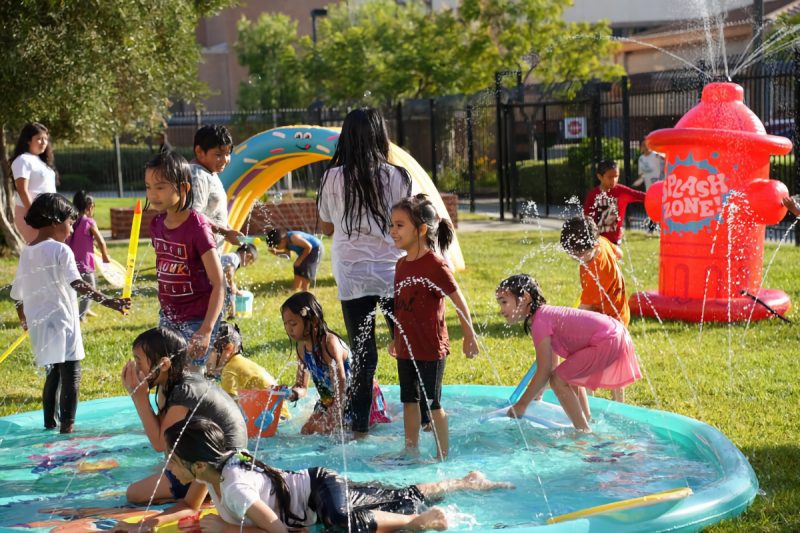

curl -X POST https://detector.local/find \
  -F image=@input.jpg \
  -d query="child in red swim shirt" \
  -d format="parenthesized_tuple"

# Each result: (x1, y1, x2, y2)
(583, 160, 645, 246)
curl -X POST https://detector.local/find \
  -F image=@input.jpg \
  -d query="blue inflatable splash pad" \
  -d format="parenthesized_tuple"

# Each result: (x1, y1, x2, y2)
(0, 385, 757, 531)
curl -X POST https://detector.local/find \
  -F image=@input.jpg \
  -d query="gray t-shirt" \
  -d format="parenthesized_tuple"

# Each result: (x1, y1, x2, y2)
(167, 373, 248, 449)
(190, 163, 228, 247)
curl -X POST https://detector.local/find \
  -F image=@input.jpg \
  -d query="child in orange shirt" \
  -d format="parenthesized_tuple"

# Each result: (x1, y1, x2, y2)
(560, 216, 630, 402)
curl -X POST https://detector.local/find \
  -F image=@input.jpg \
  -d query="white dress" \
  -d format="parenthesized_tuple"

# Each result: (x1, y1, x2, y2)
(10, 240, 84, 366)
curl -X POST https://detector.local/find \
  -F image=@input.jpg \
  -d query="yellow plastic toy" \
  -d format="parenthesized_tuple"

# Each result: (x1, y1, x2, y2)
(546, 487, 693, 524)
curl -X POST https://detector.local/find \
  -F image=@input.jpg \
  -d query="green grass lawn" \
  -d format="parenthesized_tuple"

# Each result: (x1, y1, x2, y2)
(92, 197, 140, 230)
(0, 229, 798, 531)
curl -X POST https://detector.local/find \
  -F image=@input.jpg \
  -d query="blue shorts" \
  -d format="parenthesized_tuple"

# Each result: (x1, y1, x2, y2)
(159, 313, 222, 366)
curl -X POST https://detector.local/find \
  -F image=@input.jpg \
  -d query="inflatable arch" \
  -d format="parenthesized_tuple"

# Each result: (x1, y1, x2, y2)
(219, 126, 465, 270)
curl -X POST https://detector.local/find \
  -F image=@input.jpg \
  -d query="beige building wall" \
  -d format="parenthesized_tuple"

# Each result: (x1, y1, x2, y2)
(195, 0, 323, 112)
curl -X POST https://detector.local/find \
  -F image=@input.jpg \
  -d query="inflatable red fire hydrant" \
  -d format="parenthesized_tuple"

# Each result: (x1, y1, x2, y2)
(630, 82, 792, 322)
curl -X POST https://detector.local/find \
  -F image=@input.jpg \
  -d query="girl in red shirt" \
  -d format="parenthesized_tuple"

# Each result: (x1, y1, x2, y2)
(390, 194, 478, 460)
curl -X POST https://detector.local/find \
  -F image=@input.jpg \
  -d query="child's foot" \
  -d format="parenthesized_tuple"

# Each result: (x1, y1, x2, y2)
(86, 310, 97, 317)
(462, 471, 515, 490)
(60, 424, 74, 434)
(44, 424, 57, 431)
(409, 507, 448, 531)
(422, 422, 432, 432)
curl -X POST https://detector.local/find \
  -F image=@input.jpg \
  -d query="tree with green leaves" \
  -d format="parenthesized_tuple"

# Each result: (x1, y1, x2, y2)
(0, 0, 234, 253)
(236, 0, 621, 109)
(235, 13, 313, 110)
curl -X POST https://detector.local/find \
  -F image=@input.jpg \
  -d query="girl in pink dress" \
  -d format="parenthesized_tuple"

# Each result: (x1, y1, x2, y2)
(495, 274, 640, 431)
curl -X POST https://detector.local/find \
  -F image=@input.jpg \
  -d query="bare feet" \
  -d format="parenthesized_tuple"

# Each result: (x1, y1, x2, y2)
(463, 471, 515, 490)
(409, 507, 448, 531)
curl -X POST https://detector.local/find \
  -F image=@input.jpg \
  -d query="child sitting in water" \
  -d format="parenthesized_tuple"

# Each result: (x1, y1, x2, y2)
(496, 274, 641, 431)
(220, 244, 257, 319)
(281, 291, 351, 435)
(281, 291, 389, 435)
(265, 227, 323, 291)
(206, 321, 289, 420)
(560, 216, 630, 402)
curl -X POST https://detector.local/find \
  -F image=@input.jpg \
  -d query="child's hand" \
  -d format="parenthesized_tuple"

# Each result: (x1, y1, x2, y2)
(104, 297, 131, 314)
(388, 340, 398, 358)
(101, 254, 111, 264)
(783, 195, 800, 216)
(121, 360, 148, 397)
(188, 330, 211, 364)
(19, 318, 27, 331)
(462, 334, 479, 359)
(224, 228, 244, 247)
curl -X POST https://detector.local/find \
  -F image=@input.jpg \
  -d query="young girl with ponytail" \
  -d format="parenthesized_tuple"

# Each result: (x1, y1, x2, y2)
(389, 194, 478, 460)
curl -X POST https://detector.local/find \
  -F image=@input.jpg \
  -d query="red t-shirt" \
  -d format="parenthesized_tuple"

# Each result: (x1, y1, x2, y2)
(583, 184, 646, 244)
(393, 251, 457, 361)
(150, 210, 217, 323)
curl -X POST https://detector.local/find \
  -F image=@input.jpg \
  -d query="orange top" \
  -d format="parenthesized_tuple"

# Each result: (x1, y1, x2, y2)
(579, 236, 630, 326)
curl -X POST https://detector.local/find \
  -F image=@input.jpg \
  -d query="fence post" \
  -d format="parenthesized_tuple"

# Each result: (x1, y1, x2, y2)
(507, 105, 518, 218)
(114, 135, 124, 198)
(542, 104, 550, 216)
(195, 109, 202, 129)
(621, 76, 632, 186)
(590, 81, 602, 176)
(396, 101, 405, 148)
(495, 72, 506, 221)
(466, 105, 476, 213)
(429, 98, 438, 185)
(794, 48, 800, 246)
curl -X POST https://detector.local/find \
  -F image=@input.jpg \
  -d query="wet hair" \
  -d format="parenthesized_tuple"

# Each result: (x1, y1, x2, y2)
(72, 190, 95, 214)
(496, 274, 547, 333)
(596, 160, 618, 176)
(24, 193, 77, 229)
(144, 150, 193, 211)
(320, 108, 412, 238)
(392, 193, 454, 253)
(194, 124, 233, 152)
(560, 216, 599, 255)
(214, 321, 243, 357)
(281, 291, 345, 365)
(12, 122, 54, 169)
(164, 416, 305, 527)
(237, 243, 258, 262)
(132, 326, 188, 411)
(265, 228, 287, 248)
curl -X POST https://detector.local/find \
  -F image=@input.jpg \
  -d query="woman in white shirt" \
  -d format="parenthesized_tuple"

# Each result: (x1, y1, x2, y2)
(317, 108, 414, 438)
(11, 122, 58, 243)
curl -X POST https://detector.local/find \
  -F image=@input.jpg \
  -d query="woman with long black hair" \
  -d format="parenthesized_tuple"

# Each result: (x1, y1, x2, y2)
(317, 108, 414, 438)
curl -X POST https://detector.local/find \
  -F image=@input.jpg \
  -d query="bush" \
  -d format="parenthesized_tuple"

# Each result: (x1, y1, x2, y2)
(59, 173, 92, 192)
(516, 159, 587, 204)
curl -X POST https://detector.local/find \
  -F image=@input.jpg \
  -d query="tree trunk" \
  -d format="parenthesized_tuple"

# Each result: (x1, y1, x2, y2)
(0, 125, 25, 255)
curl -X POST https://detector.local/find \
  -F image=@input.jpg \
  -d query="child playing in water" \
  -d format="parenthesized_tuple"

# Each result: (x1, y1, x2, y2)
(583, 160, 645, 247)
(121, 326, 247, 505)
(145, 151, 225, 369)
(154, 416, 513, 532)
(11, 193, 129, 434)
(390, 194, 479, 460)
(220, 243, 257, 319)
(265, 227, 323, 291)
(206, 321, 290, 420)
(496, 274, 641, 431)
(561, 216, 630, 402)
(67, 190, 111, 320)
(281, 291, 352, 435)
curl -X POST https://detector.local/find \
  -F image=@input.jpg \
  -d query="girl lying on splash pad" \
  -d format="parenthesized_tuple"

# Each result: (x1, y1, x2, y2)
(157, 416, 513, 532)
(496, 274, 641, 431)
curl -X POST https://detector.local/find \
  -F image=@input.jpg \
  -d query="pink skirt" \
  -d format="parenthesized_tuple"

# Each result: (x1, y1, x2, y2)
(554, 321, 641, 390)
